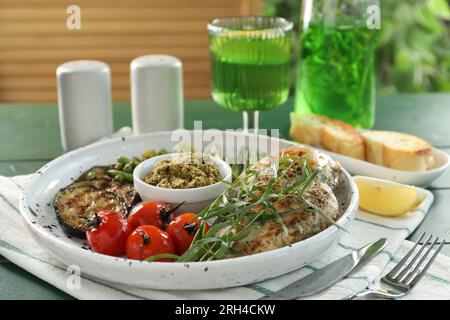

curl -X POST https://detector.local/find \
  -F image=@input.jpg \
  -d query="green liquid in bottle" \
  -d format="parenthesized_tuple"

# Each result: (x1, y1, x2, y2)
(210, 32, 292, 111)
(295, 25, 378, 128)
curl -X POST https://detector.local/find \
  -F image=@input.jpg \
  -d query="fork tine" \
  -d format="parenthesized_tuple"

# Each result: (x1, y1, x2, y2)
(392, 234, 433, 280)
(402, 236, 439, 284)
(387, 233, 426, 278)
(408, 240, 445, 288)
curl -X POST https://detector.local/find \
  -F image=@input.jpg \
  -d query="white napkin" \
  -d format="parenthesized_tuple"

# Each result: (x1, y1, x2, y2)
(1, 173, 450, 299)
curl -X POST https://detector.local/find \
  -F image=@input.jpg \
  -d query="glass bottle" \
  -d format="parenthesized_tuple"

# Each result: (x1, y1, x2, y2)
(294, 0, 380, 128)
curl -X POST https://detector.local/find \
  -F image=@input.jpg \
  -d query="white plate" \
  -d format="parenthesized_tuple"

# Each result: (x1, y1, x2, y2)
(318, 148, 449, 187)
(20, 131, 358, 290)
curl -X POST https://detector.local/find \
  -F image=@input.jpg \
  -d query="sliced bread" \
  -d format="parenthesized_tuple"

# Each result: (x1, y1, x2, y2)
(362, 130, 434, 171)
(290, 113, 365, 160)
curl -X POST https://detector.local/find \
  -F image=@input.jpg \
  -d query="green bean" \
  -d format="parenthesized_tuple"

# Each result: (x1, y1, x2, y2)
(86, 171, 97, 180)
(141, 149, 168, 160)
(130, 157, 141, 167)
(107, 169, 118, 178)
(114, 163, 124, 170)
(121, 172, 134, 183)
(141, 149, 158, 160)
(107, 169, 133, 183)
(117, 156, 131, 166)
(113, 174, 125, 183)
(123, 163, 133, 173)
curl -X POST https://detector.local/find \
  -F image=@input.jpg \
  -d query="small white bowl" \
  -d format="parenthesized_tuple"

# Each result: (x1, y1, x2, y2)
(133, 153, 232, 213)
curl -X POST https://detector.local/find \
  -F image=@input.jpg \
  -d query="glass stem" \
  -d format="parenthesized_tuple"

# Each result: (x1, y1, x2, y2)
(243, 110, 259, 134)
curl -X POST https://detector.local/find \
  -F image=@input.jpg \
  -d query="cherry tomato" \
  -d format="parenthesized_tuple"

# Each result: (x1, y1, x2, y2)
(166, 213, 209, 255)
(126, 225, 175, 261)
(86, 210, 131, 256)
(127, 201, 183, 230)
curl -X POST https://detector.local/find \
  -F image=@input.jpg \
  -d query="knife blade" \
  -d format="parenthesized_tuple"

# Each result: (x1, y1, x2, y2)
(260, 238, 388, 300)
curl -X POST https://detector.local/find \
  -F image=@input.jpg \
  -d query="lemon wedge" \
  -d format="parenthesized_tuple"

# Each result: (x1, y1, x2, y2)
(354, 176, 422, 217)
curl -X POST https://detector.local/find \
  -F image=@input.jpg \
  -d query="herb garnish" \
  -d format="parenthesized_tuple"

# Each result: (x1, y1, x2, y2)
(176, 154, 344, 262)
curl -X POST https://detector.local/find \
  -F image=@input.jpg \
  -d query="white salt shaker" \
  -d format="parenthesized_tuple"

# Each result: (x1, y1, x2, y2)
(56, 60, 113, 151)
(130, 55, 183, 134)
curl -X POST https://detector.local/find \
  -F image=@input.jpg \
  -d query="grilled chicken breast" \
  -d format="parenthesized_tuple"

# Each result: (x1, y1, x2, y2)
(279, 146, 342, 188)
(231, 146, 342, 256)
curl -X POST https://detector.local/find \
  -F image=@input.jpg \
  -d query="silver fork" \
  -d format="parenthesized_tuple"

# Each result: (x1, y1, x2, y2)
(346, 233, 445, 299)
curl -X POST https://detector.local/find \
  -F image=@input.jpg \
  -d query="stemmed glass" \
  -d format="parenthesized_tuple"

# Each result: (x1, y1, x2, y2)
(208, 16, 293, 133)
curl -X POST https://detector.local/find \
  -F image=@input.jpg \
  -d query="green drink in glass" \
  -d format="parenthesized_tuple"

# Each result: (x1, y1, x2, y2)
(295, 0, 379, 128)
(208, 17, 293, 132)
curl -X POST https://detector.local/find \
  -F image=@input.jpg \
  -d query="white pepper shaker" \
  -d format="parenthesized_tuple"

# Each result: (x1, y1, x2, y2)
(130, 55, 183, 134)
(56, 60, 113, 151)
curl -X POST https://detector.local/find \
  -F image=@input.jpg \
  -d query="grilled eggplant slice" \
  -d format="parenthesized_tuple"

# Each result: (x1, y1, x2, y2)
(67, 179, 139, 211)
(54, 186, 127, 238)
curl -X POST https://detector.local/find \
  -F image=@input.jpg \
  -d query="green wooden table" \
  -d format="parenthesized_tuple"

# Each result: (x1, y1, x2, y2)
(1, 94, 449, 299)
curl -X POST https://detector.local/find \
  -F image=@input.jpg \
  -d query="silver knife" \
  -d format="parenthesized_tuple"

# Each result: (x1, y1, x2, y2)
(260, 238, 388, 300)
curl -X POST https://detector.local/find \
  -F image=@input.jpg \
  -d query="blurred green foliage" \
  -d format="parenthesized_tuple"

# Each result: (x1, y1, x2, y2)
(263, 0, 450, 93)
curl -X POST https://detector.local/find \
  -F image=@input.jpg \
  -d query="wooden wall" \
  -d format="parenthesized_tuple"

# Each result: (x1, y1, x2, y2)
(0, 0, 261, 102)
